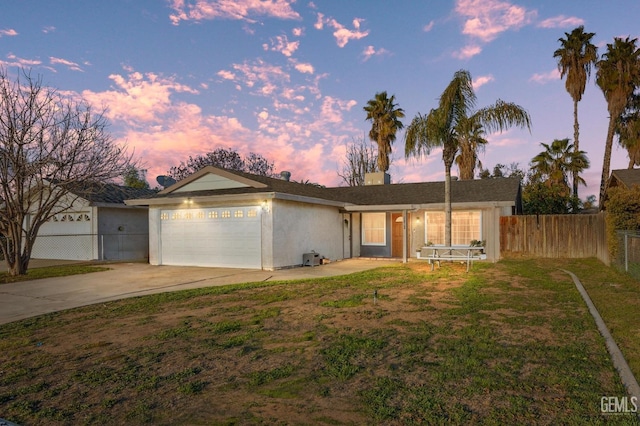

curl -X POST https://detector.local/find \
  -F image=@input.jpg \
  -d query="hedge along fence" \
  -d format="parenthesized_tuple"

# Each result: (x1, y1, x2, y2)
(500, 213, 609, 265)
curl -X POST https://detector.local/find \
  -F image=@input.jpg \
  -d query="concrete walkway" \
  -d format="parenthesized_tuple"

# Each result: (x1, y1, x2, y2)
(0, 258, 398, 325)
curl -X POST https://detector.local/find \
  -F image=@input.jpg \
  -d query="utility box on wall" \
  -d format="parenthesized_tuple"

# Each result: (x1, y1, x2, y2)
(303, 252, 321, 266)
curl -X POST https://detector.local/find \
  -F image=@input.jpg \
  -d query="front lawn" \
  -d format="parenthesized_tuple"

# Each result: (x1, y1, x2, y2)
(0, 259, 638, 424)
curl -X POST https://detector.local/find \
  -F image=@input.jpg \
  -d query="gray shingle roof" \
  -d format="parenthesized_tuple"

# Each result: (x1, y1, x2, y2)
(65, 182, 158, 205)
(610, 169, 640, 189)
(147, 168, 521, 207)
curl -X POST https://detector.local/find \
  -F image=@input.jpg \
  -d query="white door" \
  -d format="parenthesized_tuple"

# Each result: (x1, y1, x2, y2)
(160, 206, 261, 268)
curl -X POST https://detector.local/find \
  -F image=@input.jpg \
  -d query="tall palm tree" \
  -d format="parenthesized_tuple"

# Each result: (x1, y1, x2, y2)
(553, 26, 598, 198)
(617, 94, 640, 168)
(404, 70, 531, 246)
(595, 36, 640, 206)
(364, 91, 405, 172)
(530, 138, 590, 196)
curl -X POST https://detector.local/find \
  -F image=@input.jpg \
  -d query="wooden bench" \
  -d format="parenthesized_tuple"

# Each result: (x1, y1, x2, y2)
(417, 246, 486, 272)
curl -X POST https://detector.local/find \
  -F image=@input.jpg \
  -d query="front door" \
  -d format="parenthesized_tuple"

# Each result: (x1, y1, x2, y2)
(391, 213, 405, 258)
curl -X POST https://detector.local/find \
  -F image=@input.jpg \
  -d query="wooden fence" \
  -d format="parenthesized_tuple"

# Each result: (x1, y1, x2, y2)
(500, 213, 609, 265)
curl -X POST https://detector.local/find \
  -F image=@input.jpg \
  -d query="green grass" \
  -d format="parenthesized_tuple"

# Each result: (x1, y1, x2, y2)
(0, 259, 639, 424)
(0, 264, 110, 284)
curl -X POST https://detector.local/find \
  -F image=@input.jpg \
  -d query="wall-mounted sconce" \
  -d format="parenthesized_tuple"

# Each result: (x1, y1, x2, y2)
(344, 218, 349, 226)
(261, 200, 269, 212)
(416, 217, 421, 223)
(185, 198, 193, 205)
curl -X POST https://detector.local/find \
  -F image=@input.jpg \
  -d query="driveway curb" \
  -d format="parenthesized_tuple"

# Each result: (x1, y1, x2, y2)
(562, 269, 640, 409)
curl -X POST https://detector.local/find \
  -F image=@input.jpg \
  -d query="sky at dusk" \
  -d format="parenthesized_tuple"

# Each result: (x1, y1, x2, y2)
(1, 0, 639, 199)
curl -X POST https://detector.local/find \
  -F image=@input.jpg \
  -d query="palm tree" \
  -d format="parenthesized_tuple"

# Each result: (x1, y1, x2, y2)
(595, 36, 640, 207)
(530, 138, 590, 196)
(364, 91, 405, 172)
(404, 70, 531, 246)
(553, 26, 598, 198)
(455, 118, 487, 180)
(617, 94, 640, 168)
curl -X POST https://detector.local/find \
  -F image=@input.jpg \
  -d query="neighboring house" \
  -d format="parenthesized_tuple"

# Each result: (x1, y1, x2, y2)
(607, 168, 640, 191)
(126, 166, 522, 270)
(31, 182, 156, 261)
(601, 168, 640, 209)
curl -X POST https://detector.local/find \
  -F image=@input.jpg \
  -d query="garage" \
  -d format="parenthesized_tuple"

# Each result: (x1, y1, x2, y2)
(159, 206, 262, 268)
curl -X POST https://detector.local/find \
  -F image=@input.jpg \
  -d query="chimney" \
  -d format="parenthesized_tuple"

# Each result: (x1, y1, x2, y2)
(364, 172, 390, 185)
(280, 171, 291, 181)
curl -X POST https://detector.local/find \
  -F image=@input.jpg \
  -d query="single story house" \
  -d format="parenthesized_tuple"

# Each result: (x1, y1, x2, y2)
(31, 182, 156, 261)
(607, 168, 640, 191)
(126, 166, 522, 270)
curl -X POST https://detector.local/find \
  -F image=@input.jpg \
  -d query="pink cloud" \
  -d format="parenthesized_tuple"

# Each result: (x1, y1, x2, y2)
(263, 34, 300, 57)
(537, 15, 584, 29)
(423, 21, 435, 32)
(361, 45, 391, 62)
(168, 0, 301, 25)
(455, 0, 537, 42)
(50, 57, 83, 72)
(82, 70, 199, 126)
(1, 53, 41, 68)
(315, 14, 369, 47)
(0, 29, 18, 37)
(472, 74, 494, 89)
(453, 44, 482, 59)
(529, 69, 560, 84)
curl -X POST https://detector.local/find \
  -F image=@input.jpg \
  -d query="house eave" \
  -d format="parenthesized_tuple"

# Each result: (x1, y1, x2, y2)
(341, 200, 516, 212)
(125, 191, 346, 208)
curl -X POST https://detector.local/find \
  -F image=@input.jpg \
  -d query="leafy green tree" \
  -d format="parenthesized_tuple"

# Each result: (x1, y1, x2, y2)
(522, 178, 580, 214)
(168, 148, 275, 181)
(404, 70, 531, 246)
(364, 91, 405, 172)
(596, 36, 640, 206)
(123, 166, 150, 189)
(604, 185, 640, 258)
(554, 26, 598, 197)
(530, 138, 590, 196)
(478, 163, 524, 180)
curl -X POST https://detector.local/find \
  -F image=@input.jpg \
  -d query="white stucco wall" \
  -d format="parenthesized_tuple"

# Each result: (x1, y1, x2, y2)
(269, 199, 345, 269)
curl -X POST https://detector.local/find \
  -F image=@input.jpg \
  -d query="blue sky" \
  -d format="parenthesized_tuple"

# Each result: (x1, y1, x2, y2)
(1, 0, 639, 199)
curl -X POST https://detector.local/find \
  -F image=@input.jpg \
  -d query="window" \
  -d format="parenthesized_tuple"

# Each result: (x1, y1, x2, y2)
(208, 211, 218, 219)
(362, 213, 386, 246)
(160, 212, 169, 220)
(247, 209, 258, 218)
(425, 211, 481, 246)
(234, 210, 243, 218)
(221, 210, 231, 218)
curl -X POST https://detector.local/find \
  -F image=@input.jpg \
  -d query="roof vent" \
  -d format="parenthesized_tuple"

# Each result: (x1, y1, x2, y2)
(280, 171, 291, 181)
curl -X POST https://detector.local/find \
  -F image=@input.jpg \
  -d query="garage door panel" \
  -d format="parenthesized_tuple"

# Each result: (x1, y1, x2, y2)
(160, 206, 261, 268)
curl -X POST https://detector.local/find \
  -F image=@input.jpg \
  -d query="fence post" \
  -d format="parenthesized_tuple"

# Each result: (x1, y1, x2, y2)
(624, 232, 628, 272)
(101, 235, 104, 261)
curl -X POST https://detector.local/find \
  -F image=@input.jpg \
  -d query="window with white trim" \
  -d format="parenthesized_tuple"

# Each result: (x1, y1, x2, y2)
(425, 211, 481, 246)
(362, 212, 386, 246)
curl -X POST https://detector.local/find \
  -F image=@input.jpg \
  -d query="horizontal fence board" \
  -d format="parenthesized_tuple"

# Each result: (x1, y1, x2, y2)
(500, 213, 609, 265)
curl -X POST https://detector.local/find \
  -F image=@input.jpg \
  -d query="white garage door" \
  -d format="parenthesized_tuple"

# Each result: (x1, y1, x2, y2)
(160, 206, 262, 268)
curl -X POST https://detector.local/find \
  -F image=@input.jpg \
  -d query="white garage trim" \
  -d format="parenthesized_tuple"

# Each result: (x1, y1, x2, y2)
(159, 206, 262, 268)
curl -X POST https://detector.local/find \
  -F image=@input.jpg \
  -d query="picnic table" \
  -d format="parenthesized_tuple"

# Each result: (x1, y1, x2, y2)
(417, 246, 486, 272)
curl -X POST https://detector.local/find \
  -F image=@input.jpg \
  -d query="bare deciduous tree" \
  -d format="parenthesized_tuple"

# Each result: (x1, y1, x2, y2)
(337, 135, 379, 186)
(0, 69, 133, 276)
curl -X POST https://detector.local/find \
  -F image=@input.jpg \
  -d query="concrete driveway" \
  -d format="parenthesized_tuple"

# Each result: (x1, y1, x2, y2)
(0, 259, 398, 325)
